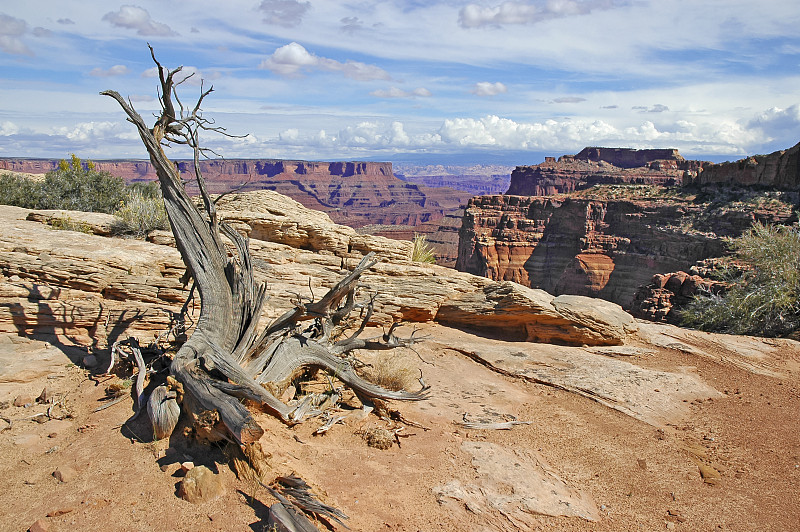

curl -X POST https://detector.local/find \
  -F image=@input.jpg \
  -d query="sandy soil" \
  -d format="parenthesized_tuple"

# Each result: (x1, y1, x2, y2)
(1, 322, 799, 532)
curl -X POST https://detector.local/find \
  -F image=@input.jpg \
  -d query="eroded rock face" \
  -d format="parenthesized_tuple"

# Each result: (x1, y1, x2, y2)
(456, 195, 724, 307)
(685, 141, 800, 189)
(0, 157, 472, 233)
(456, 191, 796, 308)
(506, 147, 706, 196)
(436, 281, 636, 345)
(0, 191, 639, 348)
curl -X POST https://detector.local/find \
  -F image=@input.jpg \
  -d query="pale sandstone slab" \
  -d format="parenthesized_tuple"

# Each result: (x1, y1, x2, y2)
(434, 441, 600, 524)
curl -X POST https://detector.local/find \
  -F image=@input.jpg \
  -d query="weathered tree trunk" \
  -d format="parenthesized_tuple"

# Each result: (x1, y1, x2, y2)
(102, 48, 427, 445)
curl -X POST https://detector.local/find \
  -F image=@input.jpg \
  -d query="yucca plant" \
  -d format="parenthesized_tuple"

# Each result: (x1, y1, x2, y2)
(411, 233, 436, 264)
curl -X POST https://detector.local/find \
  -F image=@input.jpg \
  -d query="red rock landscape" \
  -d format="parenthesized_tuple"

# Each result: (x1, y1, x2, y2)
(1, 194, 799, 531)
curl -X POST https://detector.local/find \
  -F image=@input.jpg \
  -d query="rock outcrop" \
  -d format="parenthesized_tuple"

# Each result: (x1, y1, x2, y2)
(506, 147, 707, 196)
(0, 157, 472, 234)
(458, 144, 800, 310)
(684, 141, 800, 189)
(456, 189, 796, 308)
(0, 191, 641, 351)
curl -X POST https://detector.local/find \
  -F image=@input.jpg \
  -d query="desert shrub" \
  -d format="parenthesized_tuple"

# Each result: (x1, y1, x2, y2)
(39, 155, 128, 212)
(0, 155, 128, 213)
(362, 353, 418, 392)
(0, 173, 43, 208)
(112, 189, 169, 237)
(411, 233, 436, 264)
(680, 222, 800, 337)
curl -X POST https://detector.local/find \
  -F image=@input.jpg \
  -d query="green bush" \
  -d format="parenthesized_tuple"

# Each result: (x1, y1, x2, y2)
(112, 189, 169, 237)
(680, 222, 800, 337)
(0, 173, 44, 208)
(411, 233, 436, 264)
(0, 154, 128, 213)
(0, 155, 170, 238)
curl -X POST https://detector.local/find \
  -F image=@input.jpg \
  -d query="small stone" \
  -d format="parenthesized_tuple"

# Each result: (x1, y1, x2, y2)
(180, 461, 195, 473)
(37, 387, 55, 403)
(46, 507, 75, 517)
(637, 459, 647, 470)
(48, 433, 58, 438)
(82, 355, 98, 368)
(178, 465, 225, 503)
(53, 465, 77, 483)
(13, 395, 34, 407)
(33, 414, 48, 424)
(28, 519, 49, 532)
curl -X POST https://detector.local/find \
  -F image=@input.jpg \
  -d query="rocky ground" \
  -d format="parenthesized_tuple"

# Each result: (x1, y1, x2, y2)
(1, 193, 799, 531)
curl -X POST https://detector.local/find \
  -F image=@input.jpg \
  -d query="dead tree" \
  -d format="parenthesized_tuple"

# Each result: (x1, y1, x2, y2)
(101, 47, 427, 445)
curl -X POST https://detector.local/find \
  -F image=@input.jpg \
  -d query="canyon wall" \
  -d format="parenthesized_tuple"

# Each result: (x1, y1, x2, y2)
(684, 141, 800, 189)
(456, 193, 796, 307)
(0, 157, 472, 233)
(458, 145, 800, 307)
(506, 147, 707, 196)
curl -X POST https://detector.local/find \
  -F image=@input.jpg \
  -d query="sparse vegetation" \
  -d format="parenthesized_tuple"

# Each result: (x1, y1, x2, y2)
(411, 233, 436, 264)
(363, 353, 418, 392)
(680, 222, 800, 337)
(112, 187, 169, 237)
(50, 215, 92, 233)
(0, 155, 168, 238)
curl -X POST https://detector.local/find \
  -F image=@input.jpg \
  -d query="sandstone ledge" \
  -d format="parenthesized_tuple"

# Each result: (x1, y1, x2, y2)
(0, 192, 639, 349)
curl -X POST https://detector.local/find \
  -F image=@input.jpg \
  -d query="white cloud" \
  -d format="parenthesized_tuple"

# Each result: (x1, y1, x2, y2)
(633, 103, 670, 113)
(259, 0, 311, 27)
(102, 5, 176, 37)
(0, 121, 19, 136)
(747, 104, 800, 133)
(471, 82, 507, 96)
(0, 13, 33, 56)
(89, 65, 130, 77)
(260, 42, 391, 81)
(433, 114, 755, 154)
(459, 1, 620, 28)
(370, 87, 431, 98)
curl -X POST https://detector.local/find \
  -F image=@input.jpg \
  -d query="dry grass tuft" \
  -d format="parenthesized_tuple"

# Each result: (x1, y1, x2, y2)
(362, 353, 418, 392)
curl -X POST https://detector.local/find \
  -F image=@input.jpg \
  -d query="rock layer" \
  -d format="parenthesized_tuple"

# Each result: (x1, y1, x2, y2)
(684, 141, 800, 189)
(0, 157, 472, 233)
(0, 191, 638, 350)
(456, 194, 729, 307)
(506, 147, 706, 196)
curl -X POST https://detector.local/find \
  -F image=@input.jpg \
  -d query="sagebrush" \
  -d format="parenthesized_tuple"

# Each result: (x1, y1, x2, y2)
(680, 222, 800, 337)
(0, 155, 168, 237)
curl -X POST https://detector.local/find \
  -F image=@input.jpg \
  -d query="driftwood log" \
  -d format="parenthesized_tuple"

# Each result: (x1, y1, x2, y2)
(102, 47, 428, 445)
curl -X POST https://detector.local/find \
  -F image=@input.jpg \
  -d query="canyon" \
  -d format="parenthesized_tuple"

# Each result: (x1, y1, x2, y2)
(0, 158, 473, 264)
(1, 192, 799, 531)
(457, 144, 800, 309)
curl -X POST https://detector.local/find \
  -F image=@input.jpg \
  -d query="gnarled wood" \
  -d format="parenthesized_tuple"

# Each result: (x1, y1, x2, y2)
(102, 48, 428, 445)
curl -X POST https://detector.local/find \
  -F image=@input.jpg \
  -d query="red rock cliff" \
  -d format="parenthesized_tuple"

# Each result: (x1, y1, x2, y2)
(506, 147, 707, 196)
(684, 141, 800, 189)
(456, 191, 796, 307)
(0, 158, 471, 231)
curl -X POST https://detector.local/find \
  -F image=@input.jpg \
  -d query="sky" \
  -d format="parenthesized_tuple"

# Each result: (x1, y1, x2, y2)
(1, 1, 799, 165)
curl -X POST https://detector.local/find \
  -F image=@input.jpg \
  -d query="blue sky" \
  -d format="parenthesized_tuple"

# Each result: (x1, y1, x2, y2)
(1, 1, 799, 164)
